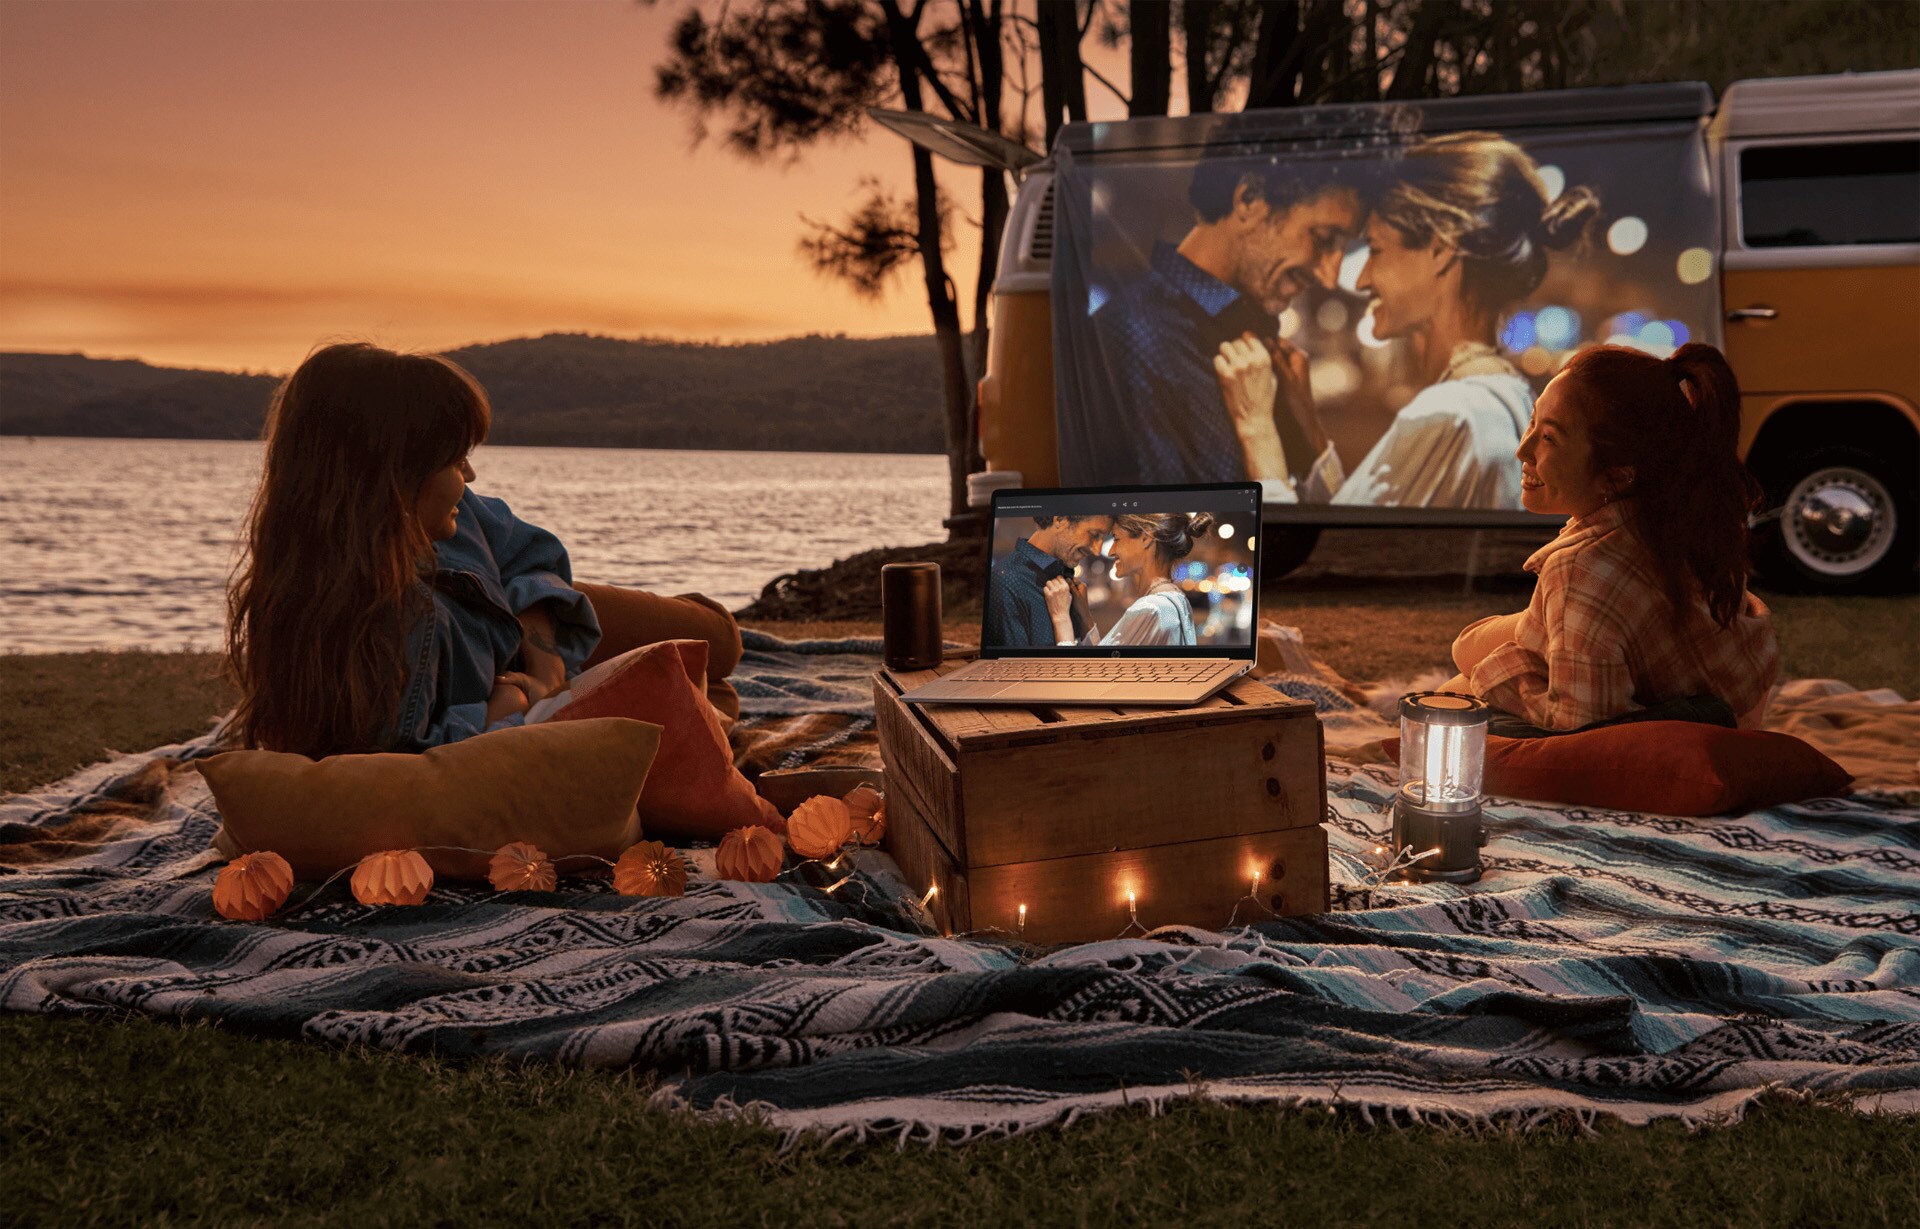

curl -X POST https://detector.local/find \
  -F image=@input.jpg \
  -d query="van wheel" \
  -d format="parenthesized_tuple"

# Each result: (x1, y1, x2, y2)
(1259, 526, 1320, 580)
(1751, 445, 1917, 593)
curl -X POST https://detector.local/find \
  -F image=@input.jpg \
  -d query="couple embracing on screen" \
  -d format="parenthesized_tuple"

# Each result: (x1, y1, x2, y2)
(982, 511, 1211, 650)
(1094, 128, 1598, 510)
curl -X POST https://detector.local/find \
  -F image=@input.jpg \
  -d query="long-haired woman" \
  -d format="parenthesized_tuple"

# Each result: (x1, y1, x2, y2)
(1042, 512, 1213, 647)
(1447, 342, 1780, 733)
(1216, 131, 1599, 509)
(226, 342, 740, 758)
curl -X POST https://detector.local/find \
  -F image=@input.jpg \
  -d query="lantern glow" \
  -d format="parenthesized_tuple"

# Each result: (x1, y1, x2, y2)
(1392, 692, 1491, 883)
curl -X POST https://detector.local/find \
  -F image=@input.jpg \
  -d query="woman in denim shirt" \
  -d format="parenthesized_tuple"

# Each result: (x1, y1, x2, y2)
(226, 343, 607, 757)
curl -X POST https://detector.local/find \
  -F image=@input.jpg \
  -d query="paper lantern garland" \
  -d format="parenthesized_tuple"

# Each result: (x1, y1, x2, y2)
(613, 840, 688, 897)
(787, 796, 854, 860)
(212, 851, 295, 921)
(351, 850, 435, 906)
(488, 842, 557, 893)
(715, 825, 784, 882)
(843, 785, 886, 845)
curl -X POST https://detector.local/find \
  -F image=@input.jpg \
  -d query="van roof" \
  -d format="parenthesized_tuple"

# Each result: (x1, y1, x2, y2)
(1711, 69, 1920, 141)
(1056, 82, 1713, 159)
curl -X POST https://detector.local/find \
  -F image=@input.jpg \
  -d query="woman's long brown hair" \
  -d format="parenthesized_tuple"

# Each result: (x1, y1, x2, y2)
(225, 343, 490, 756)
(1556, 342, 1760, 629)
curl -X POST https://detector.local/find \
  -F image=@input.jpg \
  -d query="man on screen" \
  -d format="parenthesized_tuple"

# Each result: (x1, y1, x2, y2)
(983, 513, 1113, 649)
(1087, 153, 1370, 486)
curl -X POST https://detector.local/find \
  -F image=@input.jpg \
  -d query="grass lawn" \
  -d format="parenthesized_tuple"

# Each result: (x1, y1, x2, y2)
(4, 593, 1917, 1225)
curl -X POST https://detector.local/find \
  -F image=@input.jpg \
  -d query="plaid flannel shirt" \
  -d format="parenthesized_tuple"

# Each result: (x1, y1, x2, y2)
(1468, 500, 1781, 732)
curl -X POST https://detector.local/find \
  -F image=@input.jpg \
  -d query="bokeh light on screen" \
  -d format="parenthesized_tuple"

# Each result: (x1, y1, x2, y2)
(1088, 285, 1109, 315)
(1500, 311, 1536, 352)
(1316, 298, 1349, 332)
(1338, 246, 1368, 292)
(1534, 306, 1580, 350)
(1520, 346, 1554, 377)
(1666, 319, 1690, 346)
(1278, 307, 1302, 339)
(1607, 216, 1650, 256)
(1537, 164, 1566, 202)
(1677, 247, 1714, 284)
(1218, 522, 1236, 538)
(1637, 320, 1677, 351)
(1309, 358, 1360, 400)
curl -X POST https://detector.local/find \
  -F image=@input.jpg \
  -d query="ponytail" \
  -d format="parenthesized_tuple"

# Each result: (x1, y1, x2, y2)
(1557, 343, 1760, 628)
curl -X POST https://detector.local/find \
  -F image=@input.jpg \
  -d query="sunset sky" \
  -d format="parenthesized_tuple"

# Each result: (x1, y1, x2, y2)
(0, 0, 1132, 373)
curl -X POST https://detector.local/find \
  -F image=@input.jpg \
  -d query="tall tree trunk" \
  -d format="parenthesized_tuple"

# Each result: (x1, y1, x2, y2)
(1037, 0, 1087, 148)
(1245, 0, 1301, 109)
(1386, 0, 1453, 100)
(1129, 0, 1172, 116)
(966, 0, 1007, 476)
(880, 0, 975, 525)
(1182, 0, 1218, 113)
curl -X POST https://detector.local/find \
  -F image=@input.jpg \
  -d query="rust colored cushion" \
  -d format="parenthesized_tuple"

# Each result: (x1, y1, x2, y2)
(574, 583, 742, 721)
(202, 717, 662, 880)
(548, 639, 783, 839)
(1387, 721, 1852, 816)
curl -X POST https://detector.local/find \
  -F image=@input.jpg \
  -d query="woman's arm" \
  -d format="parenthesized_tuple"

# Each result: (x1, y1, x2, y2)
(1452, 612, 1525, 676)
(1468, 555, 1634, 730)
(515, 602, 568, 694)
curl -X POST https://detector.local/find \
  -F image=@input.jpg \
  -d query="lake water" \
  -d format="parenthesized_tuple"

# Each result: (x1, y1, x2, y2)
(0, 437, 949, 654)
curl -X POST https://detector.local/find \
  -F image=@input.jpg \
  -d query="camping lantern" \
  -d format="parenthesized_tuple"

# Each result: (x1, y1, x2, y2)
(1392, 692, 1491, 883)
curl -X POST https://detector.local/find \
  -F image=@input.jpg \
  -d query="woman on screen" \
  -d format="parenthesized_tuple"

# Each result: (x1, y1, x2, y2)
(1217, 131, 1599, 509)
(1041, 512, 1212, 647)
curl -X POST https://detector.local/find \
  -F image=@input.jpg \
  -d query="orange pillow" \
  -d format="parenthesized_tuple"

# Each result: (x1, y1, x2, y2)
(1386, 721, 1852, 816)
(548, 639, 784, 839)
(202, 717, 661, 879)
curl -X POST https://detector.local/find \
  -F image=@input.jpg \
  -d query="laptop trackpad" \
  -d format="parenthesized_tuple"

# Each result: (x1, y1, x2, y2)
(991, 683, 1082, 701)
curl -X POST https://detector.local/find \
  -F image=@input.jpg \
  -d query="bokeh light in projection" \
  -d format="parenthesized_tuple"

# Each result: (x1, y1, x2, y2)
(1500, 311, 1536, 352)
(1666, 319, 1691, 346)
(1537, 164, 1566, 202)
(1677, 247, 1714, 284)
(1534, 306, 1580, 350)
(1087, 285, 1109, 315)
(1316, 298, 1350, 332)
(1356, 307, 1388, 349)
(1278, 307, 1303, 339)
(1338, 246, 1369, 292)
(1637, 320, 1677, 352)
(1607, 216, 1650, 256)
(1309, 357, 1360, 400)
(1520, 346, 1554, 377)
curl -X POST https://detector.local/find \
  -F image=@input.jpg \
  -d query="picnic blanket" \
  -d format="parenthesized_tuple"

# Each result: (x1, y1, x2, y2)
(3, 635, 1917, 1144)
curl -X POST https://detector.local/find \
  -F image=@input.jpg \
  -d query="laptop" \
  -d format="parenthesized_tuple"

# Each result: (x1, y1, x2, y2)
(901, 482, 1262, 707)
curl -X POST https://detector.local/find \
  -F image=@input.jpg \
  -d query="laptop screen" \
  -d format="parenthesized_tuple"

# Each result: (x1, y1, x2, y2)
(982, 484, 1262, 658)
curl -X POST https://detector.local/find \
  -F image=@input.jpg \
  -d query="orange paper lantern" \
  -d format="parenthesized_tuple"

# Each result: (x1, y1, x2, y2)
(787, 796, 853, 860)
(613, 840, 688, 897)
(844, 784, 886, 845)
(350, 850, 434, 906)
(212, 851, 295, 921)
(488, 842, 557, 893)
(714, 825, 784, 883)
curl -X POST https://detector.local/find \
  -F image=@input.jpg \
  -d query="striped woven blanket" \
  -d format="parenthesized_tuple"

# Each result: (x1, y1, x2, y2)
(3, 636, 1916, 1143)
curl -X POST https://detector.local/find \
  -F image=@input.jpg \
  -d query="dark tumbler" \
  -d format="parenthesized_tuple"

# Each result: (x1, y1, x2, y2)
(881, 562, 943, 672)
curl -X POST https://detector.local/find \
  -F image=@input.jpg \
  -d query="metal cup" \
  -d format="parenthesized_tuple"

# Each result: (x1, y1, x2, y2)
(881, 562, 943, 672)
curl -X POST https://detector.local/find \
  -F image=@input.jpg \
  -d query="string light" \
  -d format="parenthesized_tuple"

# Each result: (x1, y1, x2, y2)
(822, 874, 853, 895)
(1017, 903, 1027, 937)
(920, 881, 939, 909)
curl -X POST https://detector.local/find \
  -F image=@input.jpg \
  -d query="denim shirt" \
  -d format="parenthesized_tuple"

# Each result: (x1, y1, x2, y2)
(390, 489, 602, 750)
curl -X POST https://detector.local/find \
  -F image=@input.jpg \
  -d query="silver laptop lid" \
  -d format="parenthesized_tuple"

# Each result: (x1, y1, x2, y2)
(981, 483, 1262, 659)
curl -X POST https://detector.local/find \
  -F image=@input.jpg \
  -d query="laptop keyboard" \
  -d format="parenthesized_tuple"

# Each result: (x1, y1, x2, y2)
(963, 660, 1229, 682)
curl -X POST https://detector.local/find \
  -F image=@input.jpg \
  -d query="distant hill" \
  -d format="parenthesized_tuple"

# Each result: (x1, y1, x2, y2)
(0, 332, 949, 454)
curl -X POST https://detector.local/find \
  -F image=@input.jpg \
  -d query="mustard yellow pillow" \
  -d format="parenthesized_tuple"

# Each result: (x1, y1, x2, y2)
(202, 717, 662, 880)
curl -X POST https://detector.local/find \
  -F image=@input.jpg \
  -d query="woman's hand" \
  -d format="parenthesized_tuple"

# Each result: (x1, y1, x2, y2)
(485, 671, 549, 726)
(1043, 576, 1076, 643)
(1267, 334, 1328, 458)
(1215, 336, 1290, 481)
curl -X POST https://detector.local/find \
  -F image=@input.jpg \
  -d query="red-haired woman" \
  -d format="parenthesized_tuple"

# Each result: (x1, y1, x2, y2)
(1447, 342, 1781, 734)
(226, 342, 739, 757)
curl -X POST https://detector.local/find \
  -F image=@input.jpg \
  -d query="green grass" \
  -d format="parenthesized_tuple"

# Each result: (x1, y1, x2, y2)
(4, 1012, 1915, 1229)
(4, 599, 1918, 1224)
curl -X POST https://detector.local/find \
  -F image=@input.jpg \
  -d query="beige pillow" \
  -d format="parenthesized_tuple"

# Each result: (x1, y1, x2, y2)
(202, 717, 662, 881)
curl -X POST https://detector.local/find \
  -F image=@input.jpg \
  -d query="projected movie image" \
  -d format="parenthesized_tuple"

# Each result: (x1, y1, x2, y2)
(983, 497, 1257, 651)
(1050, 99, 1721, 511)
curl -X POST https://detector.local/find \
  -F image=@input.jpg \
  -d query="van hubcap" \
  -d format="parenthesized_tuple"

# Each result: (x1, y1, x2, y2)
(1783, 467, 1894, 577)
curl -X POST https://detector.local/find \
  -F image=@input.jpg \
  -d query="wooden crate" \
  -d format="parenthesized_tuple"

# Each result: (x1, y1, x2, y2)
(874, 662, 1328, 945)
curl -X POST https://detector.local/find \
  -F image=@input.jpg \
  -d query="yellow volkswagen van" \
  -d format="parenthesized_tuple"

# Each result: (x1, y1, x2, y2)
(901, 69, 1917, 593)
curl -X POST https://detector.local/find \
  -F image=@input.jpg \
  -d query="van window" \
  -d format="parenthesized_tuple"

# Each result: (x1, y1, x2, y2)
(1739, 139, 1920, 248)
